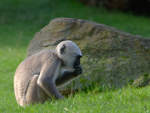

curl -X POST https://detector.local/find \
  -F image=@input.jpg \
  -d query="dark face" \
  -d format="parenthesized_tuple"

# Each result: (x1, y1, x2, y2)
(73, 55, 82, 68)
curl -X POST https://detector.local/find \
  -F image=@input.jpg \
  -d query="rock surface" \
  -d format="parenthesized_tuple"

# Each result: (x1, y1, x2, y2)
(28, 18, 150, 92)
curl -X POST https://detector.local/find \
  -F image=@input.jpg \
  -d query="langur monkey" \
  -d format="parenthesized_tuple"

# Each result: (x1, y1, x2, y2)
(14, 40, 82, 107)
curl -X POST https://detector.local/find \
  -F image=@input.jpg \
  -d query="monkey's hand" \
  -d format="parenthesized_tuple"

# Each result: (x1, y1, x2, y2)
(73, 65, 82, 76)
(56, 66, 82, 86)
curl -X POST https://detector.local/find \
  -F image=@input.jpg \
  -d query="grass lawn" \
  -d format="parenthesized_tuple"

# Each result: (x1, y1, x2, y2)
(0, 0, 150, 112)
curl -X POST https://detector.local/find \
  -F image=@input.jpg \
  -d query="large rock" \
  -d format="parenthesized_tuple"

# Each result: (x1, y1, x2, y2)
(28, 18, 150, 93)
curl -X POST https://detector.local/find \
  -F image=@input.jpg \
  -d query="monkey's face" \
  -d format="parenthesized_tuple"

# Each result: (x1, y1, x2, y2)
(56, 40, 82, 68)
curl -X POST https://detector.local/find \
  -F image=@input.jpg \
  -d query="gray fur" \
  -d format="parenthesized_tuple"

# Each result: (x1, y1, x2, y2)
(14, 40, 82, 107)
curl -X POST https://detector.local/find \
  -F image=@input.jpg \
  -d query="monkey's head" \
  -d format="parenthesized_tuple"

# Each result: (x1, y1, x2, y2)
(56, 40, 82, 69)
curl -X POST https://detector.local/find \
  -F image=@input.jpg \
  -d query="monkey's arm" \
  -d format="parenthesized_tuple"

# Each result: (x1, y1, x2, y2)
(37, 60, 63, 99)
(56, 66, 82, 86)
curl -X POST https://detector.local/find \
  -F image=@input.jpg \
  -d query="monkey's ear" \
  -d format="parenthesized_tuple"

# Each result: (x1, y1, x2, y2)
(60, 44, 66, 54)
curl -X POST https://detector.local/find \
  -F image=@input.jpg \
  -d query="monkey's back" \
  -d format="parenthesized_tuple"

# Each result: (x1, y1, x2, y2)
(14, 49, 58, 106)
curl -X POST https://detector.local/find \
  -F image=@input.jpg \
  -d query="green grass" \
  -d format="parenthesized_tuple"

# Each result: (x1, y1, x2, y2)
(1, 86, 150, 113)
(0, 0, 150, 112)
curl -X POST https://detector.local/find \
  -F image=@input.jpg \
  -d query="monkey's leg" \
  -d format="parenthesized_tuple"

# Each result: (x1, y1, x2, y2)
(25, 75, 48, 105)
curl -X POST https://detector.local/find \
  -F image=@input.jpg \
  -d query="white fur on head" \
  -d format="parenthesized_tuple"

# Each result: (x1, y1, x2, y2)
(56, 40, 82, 67)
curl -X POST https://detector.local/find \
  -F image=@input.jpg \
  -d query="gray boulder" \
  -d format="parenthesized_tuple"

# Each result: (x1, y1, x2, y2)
(27, 18, 150, 93)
